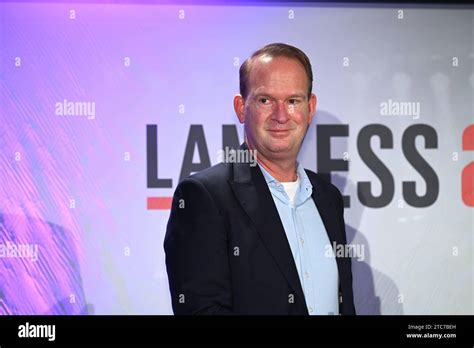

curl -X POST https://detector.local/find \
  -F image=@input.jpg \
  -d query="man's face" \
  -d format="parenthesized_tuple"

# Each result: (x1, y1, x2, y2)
(234, 55, 317, 162)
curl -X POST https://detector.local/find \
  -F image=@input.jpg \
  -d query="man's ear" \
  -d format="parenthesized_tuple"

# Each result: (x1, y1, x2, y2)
(234, 94, 245, 124)
(308, 93, 317, 124)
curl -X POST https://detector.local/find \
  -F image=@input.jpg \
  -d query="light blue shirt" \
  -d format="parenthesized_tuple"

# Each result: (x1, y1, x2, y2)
(258, 163, 339, 315)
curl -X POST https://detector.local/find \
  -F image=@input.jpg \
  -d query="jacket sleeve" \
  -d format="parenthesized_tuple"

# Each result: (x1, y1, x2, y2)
(163, 177, 234, 315)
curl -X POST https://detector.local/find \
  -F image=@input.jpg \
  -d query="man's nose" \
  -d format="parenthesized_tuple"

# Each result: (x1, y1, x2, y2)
(271, 101, 291, 123)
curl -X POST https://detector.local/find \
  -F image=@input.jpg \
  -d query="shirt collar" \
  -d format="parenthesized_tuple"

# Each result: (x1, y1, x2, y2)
(257, 162, 313, 193)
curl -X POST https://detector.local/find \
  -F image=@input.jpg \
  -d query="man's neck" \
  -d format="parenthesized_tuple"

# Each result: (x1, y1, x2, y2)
(257, 156, 298, 182)
(244, 139, 298, 182)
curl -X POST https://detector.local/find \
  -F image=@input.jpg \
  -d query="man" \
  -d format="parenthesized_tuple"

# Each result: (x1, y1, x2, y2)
(164, 43, 356, 315)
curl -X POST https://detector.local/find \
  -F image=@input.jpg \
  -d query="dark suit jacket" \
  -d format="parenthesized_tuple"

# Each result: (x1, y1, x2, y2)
(164, 146, 356, 315)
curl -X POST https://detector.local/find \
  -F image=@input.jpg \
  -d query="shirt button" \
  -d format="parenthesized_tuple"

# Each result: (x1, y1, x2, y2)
(309, 306, 313, 313)
(304, 272, 310, 278)
(300, 237, 304, 245)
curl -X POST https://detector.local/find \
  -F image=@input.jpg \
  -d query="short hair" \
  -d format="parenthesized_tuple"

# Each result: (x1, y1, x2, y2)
(239, 43, 313, 99)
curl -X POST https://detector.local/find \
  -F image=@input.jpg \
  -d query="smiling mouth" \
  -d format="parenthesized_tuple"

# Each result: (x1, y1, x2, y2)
(267, 129, 292, 138)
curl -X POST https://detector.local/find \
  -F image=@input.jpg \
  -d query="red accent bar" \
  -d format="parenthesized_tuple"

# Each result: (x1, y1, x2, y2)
(147, 197, 173, 210)
(463, 124, 474, 150)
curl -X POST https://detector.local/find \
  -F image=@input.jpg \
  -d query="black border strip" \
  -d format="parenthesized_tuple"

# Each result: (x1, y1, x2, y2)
(0, 315, 473, 346)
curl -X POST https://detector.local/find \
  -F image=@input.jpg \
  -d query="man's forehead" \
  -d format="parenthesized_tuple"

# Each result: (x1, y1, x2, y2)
(251, 54, 303, 70)
(248, 56, 307, 86)
(248, 56, 308, 95)
(257, 54, 273, 64)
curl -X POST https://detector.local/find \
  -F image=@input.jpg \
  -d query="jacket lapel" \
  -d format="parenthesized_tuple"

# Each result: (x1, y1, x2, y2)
(308, 174, 345, 247)
(228, 145, 307, 311)
(307, 172, 345, 295)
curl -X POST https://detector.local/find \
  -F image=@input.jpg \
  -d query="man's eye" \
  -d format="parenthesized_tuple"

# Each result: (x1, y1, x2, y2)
(289, 99, 300, 105)
(259, 98, 270, 104)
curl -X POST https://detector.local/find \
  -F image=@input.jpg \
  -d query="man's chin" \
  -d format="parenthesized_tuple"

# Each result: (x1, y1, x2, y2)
(265, 143, 295, 156)
(249, 137, 298, 158)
